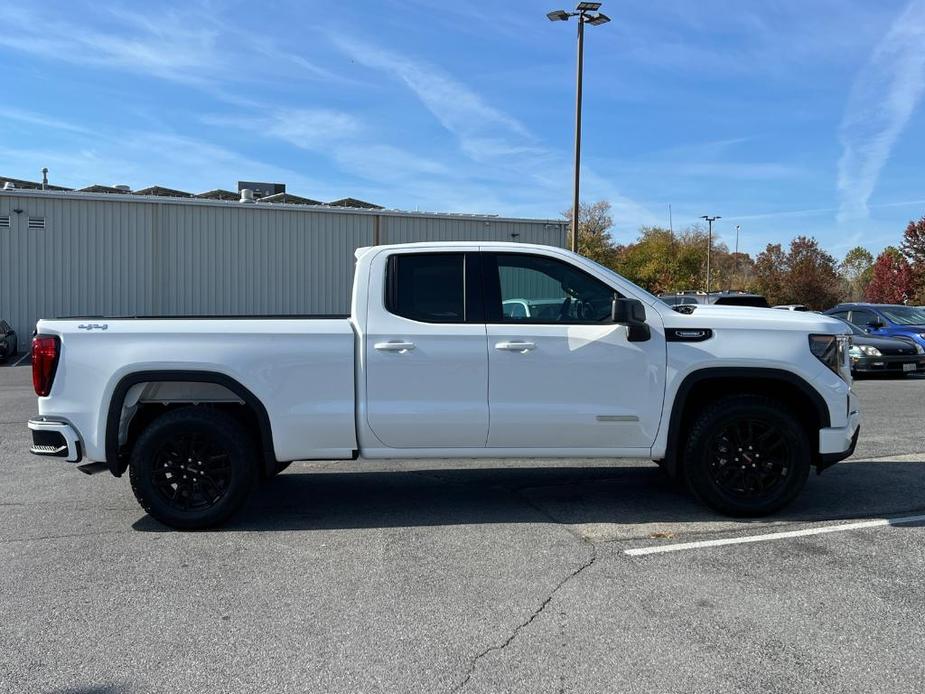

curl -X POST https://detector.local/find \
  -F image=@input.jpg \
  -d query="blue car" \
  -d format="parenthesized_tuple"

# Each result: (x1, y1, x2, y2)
(824, 303, 925, 349)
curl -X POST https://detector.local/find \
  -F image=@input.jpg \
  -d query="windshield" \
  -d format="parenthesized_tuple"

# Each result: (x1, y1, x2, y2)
(878, 306, 925, 325)
(582, 257, 670, 308)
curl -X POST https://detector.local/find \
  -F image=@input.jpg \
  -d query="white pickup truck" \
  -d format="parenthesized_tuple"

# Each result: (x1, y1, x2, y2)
(28, 242, 860, 529)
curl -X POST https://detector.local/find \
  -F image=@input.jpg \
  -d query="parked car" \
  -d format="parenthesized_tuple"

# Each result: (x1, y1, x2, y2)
(824, 303, 925, 349)
(833, 317, 925, 376)
(660, 291, 770, 308)
(0, 320, 17, 362)
(28, 242, 859, 529)
(773, 305, 810, 312)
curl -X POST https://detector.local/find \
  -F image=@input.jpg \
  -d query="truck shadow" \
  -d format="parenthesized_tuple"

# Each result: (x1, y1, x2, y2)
(130, 458, 925, 533)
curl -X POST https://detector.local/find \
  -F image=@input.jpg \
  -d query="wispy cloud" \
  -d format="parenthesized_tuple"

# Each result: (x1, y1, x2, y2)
(0, 5, 223, 84)
(333, 37, 530, 143)
(0, 107, 94, 135)
(837, 0, 925, 222)
(0, 3, 339, 88)
(331, 36, 658, 226)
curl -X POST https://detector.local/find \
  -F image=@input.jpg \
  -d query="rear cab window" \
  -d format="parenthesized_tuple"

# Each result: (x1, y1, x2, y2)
(384, 252, 482, 323)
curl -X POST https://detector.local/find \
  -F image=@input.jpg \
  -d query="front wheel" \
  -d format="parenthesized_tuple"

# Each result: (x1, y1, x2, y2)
(683, 396, 811, 517)
(129, 407, 257, 529)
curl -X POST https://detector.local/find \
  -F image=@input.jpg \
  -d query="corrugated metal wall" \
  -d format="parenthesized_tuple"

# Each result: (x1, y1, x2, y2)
(0, 192, 566, 342)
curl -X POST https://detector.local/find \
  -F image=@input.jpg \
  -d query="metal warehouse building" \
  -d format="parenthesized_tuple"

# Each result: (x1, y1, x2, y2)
(0, 186, 567, 342)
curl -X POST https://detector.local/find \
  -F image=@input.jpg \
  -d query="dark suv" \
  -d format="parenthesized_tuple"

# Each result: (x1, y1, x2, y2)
(824, 303, 925, 349)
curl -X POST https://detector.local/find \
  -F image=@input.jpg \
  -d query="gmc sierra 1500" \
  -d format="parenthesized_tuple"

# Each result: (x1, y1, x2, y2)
(28, 242, 860, 528)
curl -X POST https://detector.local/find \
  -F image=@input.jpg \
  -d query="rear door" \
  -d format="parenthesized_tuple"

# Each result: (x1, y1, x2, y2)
(482, 251, 666, 450)
(364, 250, 489, 448)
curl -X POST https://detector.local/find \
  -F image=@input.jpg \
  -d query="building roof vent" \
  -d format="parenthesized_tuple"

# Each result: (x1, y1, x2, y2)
(240, 188, 256, 204)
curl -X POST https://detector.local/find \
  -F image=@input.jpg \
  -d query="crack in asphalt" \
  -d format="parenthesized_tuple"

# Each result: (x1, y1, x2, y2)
(448, 484, 599, 693)
(450, 543, 597, 694)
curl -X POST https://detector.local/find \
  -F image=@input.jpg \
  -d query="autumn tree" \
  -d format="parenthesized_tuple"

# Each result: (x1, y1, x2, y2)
(753, 243, 788, 305)
(839, 246, 874, 302)
(753, 237, 842, 309)
(901, 216, 925, 302)
(866, 247, 916, 304)
(563, 201, 620, 267)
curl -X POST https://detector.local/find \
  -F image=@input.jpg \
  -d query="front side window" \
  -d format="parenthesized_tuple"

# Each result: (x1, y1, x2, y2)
(385, 253, 466, 323)
(850, 309, 879, 327)
(487, 253, 616, 324)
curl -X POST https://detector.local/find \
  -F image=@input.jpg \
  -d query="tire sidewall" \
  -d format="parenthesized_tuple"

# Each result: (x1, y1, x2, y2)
(129, 409, 256, 529)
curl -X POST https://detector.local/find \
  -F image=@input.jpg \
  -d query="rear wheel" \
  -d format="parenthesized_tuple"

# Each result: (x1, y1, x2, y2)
(683, 395, 811, 517)
(129, 407, 257, 529)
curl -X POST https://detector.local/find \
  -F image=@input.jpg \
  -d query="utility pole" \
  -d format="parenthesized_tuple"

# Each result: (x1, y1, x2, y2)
(734, 224, 741, 289)
(547, 3, 611, 253)
(701, 215, 721, 294)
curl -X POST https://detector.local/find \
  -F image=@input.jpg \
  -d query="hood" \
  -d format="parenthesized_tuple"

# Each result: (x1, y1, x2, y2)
(853, 334, 923, 355)
(660, 304, 850, 334)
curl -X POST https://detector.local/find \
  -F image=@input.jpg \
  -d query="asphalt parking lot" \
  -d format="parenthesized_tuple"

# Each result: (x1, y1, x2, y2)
(2, 365, 924, 694)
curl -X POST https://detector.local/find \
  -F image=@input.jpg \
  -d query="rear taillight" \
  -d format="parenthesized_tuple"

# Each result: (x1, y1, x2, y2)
(32, 335, 60, 396)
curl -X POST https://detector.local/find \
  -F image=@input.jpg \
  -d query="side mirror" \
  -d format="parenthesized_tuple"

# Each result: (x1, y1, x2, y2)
(612, 298, 650, 342)
(867, 321, 884, 331)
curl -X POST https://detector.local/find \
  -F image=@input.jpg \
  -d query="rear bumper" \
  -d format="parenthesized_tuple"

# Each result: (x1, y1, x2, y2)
(818, 409, 860, 467)
(28, 419, 82, 462)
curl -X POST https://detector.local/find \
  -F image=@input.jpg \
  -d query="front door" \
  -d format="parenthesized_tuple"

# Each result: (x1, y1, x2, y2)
(364, 250, 489, 448)
(482, 252, 665, 450)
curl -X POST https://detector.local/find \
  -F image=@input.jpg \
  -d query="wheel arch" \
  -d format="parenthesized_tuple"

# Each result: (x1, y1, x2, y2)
(105, 370, 278, 478)
(662, 367, 831, 479)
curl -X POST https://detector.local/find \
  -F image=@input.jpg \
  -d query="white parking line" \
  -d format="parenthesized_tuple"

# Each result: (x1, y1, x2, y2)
(625, 514, 925, 557)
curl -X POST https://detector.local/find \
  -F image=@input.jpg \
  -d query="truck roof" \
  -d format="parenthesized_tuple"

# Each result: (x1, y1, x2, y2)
(355, 241, 569, 258)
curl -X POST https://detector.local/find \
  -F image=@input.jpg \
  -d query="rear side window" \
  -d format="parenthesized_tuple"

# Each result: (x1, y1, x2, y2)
(385, 253, 467, 323)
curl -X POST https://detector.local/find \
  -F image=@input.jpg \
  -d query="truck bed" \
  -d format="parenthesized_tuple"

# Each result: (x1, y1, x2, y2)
(34, 317, 359, 464)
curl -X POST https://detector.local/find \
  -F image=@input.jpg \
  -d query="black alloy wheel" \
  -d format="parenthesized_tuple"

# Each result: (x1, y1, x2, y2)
(150, 432, 232, 512)
(706, 418, 793, 501)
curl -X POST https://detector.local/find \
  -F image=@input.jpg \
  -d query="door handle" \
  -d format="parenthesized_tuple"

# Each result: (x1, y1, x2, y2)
(495, 341, 536, 352)
(374, 340, 416, 352)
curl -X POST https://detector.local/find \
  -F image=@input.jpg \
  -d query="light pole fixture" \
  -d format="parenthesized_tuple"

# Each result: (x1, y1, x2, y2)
(547, 2, 611, 253)
(700, 215, 721, 294)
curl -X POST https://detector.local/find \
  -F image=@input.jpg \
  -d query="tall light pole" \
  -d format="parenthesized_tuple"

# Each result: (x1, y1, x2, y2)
(701, 215, 721, 294)
(734, 224, 740, 289)
(548, 2, 611, 253)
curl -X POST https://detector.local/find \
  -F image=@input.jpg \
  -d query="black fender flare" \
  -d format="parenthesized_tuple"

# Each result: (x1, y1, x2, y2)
(104, 370, 278, 477)
(662, 367, 832, 478)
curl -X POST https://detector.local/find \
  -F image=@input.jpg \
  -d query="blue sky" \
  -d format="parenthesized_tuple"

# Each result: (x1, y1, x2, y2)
(1, 0, 924, 258)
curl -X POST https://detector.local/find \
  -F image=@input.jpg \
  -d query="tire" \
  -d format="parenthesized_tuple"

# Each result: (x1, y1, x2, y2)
(682, 395, 811, 517)
(129, 407, 257, 529)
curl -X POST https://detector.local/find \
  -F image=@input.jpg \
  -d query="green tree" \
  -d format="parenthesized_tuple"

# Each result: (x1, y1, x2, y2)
(839, 246, 874, 301)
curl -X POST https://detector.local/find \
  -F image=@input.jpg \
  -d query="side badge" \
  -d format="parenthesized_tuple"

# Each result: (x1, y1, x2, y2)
(77, 323, 109, 331)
